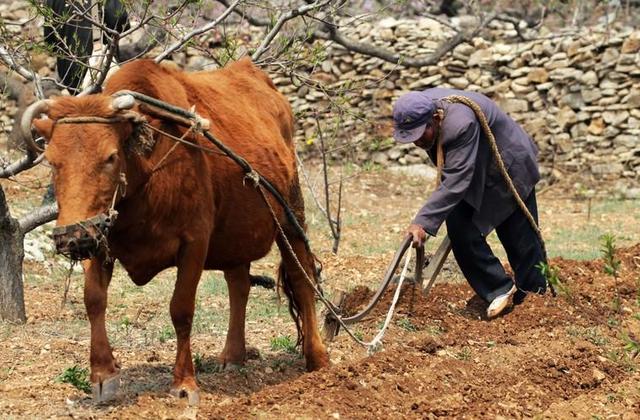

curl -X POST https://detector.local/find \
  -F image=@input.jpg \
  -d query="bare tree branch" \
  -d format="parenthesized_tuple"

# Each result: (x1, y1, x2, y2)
(0, 46, 46, 100)
(316, 114, 341, 254)
(0, 46, 37, 82)
(215, 0, 271, 27)
(314, 12, 498, 68)
(296, 152, 329, 216)
(81, 39, 118, 95)
(18, 203, 58, 234)
(155, 0, 243, 63)
(251, 0, 335, 62)
(0, 154, 39, 179)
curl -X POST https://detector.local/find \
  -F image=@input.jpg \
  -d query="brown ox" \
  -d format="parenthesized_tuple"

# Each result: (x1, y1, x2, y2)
(24, 58, 329, 404)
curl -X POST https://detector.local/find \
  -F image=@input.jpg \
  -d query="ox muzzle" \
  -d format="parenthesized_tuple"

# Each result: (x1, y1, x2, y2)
(52, 211, 117, 261)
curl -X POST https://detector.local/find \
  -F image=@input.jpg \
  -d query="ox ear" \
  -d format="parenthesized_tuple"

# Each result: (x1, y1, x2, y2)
(32, 118, 54, 140)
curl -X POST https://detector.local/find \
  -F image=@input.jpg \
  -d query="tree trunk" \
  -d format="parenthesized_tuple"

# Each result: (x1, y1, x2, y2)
(0, 185, 26, 323)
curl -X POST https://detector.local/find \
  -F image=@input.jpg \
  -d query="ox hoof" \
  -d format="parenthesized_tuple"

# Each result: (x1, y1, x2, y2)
(92, 374, 120, 403)
(223, 362, 244, 372)
(170, 386, 200, 406)
(306, 352, 330, 372)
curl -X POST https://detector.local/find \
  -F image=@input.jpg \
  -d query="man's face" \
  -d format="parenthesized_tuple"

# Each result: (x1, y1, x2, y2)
(413, 123, 436, 150)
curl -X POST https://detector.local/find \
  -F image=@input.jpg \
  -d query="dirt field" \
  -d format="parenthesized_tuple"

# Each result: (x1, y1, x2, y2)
(1, 163, 640, 419)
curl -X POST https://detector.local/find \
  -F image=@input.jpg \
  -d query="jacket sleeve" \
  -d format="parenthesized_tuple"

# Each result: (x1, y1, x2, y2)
(412, 120, 480, 235)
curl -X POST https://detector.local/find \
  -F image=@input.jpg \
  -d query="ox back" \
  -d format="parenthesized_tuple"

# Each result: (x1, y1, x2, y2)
(102, 58, 301, 282)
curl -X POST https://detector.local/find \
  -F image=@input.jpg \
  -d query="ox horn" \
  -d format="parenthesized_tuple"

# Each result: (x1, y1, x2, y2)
(111, 94, 136, 111)
(20, 99, 51, 154)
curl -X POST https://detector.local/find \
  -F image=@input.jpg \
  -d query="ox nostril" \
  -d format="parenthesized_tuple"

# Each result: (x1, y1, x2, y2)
(67, 238, 78, 250)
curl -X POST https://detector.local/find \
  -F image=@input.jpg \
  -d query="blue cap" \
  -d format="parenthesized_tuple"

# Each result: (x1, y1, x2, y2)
(392, 92, 437, 143)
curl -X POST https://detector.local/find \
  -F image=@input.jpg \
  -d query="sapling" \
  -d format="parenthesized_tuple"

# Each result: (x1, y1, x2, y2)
(600, 234, 621, 313)
(536, 262, 570, 299)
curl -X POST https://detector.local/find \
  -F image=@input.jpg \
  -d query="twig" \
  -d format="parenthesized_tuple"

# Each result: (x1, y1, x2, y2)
(296, 152, 328, 216)
(155, 0, 243, 63)
(316, 114, 341, 254)
(81, 36, 118, 95)
(0, 46, 45, 98)
(251, 0, 334, 62)
(215, 0, 271, 27)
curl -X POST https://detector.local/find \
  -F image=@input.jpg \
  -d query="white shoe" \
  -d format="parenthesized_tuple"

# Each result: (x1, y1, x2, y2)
(487, 285, 516, 318)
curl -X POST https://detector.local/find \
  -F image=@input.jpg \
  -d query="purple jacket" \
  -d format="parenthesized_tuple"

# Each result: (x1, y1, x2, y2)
(413, 88, 540, 236)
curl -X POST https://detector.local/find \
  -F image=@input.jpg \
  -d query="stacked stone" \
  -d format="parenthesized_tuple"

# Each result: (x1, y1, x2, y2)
(278, 17, 640, 182)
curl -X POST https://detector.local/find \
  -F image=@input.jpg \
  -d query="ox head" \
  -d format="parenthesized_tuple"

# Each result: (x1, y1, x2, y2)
(21, 94, 139, 260)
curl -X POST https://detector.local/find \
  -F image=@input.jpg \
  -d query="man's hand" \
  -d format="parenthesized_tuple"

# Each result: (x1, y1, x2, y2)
(406, 223, 428, 248)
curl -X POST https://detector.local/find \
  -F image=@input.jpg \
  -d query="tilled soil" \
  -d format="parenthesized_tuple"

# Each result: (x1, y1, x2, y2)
(1, 247, 640, 419)
(193, 246, 640, 419)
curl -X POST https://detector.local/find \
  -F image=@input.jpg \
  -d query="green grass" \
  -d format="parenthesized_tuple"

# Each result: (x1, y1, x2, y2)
(396, 317, 418, 332)
(56, 366, 91, 394)
(199, 272, 227, 297)
(158, 325, 175, 343)
(455, 347, 472, 361)
(270, 335, 298, 354)
(566, 326, 609, 347)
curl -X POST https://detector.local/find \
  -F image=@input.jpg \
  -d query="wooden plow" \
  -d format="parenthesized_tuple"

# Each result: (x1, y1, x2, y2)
(323, 235, 452, 342)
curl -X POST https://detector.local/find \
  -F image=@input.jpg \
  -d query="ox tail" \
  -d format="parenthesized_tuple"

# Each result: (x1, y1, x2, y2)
(278, 261, 304, 346)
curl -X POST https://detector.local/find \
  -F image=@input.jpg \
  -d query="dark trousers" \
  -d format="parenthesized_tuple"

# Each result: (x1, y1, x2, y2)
(445, 190, 546, 303)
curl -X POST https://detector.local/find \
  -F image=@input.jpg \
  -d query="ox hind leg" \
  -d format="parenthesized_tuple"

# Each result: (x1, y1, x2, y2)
(83, 259, 120, 402)
(168, 242, 207, 405)
(276, 234, 329, 371)
(219, 265, 251, 367)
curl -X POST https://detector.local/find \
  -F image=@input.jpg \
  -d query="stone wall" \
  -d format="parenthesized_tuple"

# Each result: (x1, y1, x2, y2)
(276, 17, 640, 184)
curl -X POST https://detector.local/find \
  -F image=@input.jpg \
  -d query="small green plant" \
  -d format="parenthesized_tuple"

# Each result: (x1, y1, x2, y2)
(455, 347, 471, 361)
(567, 326, 609, 347)
(428, 324, 444, 336)
(119, 316, 131, 335)
(601, 234, 621, 278)
(536, 261, 570, 298)
(621, 332, 640, 357)
(396, 317, 417, 332)
(194, 352, 204, 373)
(158, 325, 175, 343)
(270, 335, 298, 354)
(601, 234, 622, 313)
(56, 366, 91, 394)
(353, 330, 364, 341)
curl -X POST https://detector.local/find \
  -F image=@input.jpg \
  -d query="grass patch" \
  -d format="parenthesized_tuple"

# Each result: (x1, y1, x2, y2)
(396, 317, 418, 332)
(566, 326, 609, 347)
(270, 335, 298, 354)
(455, 347, 471, 361)
(158, 325, 175, 343)
(56, 366, 91, 394)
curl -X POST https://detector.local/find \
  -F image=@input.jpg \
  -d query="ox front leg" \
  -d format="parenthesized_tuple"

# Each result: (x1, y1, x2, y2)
(83, 259, 120, 403)
(276, 236, 330, 371)
(168, 245, 206, 406)
(220, 265, 250, 368)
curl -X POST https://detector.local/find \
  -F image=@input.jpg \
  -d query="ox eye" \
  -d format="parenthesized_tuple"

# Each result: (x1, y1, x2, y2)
(105, 152, 118, 165)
